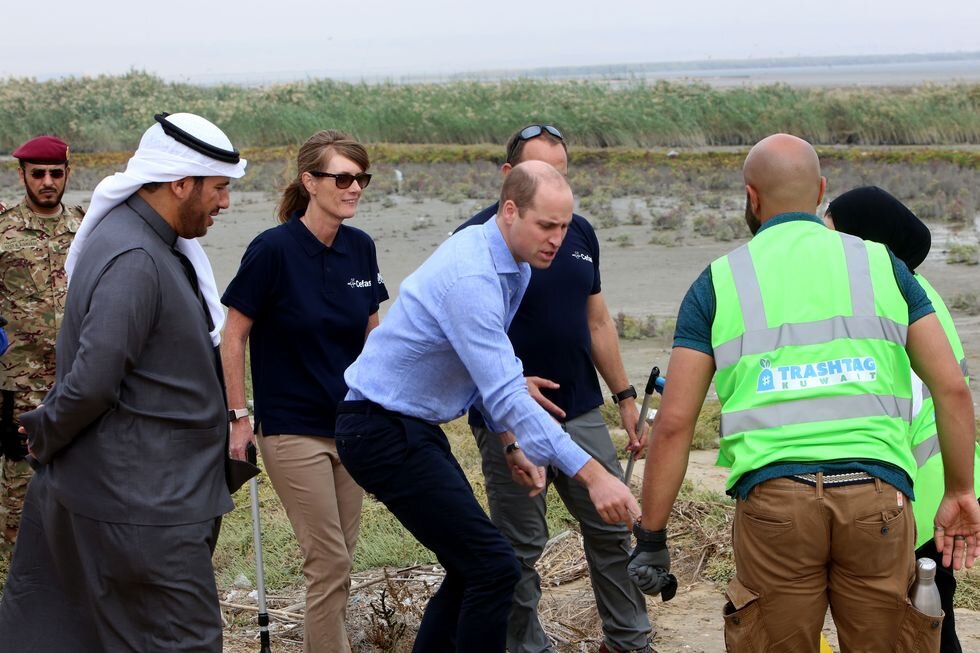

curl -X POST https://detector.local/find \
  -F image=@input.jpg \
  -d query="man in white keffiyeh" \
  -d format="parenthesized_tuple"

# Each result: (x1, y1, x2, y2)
(0, 113, 248, 652)
(67, 112, 247, 344)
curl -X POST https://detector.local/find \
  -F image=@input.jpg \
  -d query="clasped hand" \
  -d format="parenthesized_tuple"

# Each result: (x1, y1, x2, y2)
(627, 524, 678, 600)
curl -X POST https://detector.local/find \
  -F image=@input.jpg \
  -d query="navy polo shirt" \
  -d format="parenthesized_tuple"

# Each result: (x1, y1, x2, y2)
(222, 215, 388, 437)
(455, 202, 603, 426)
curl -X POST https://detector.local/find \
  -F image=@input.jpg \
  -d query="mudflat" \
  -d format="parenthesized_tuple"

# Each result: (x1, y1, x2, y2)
(193, 188, 980, 407)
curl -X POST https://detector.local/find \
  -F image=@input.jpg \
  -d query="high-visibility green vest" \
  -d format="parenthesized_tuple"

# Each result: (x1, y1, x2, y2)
(909, 274, 978, 548)
(710, 218, 914, 490)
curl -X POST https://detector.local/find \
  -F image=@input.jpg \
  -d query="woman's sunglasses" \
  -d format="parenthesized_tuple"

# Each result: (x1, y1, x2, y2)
(308, 171, 372, 189)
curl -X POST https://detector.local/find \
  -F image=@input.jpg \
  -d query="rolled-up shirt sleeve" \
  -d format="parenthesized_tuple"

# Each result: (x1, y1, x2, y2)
(440, 274, 590, 477)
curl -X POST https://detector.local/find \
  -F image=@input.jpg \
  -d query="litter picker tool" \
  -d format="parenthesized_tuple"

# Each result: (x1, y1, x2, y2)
(248, 443, 273, 653)
(623, 366, 665, 486)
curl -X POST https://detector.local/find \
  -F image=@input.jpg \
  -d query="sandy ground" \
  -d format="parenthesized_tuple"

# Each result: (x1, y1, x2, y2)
(197, 190, 980, 408)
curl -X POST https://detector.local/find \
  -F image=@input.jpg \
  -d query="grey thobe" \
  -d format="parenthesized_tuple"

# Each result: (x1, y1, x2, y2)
(0, 194, 233, 651)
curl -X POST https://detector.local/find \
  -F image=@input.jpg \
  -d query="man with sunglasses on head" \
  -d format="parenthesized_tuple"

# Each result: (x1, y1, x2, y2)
(0, 135, 83, 561)
(454, 125, 653, 653)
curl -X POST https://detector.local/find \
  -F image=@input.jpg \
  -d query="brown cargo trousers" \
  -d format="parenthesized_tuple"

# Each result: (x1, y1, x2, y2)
(723, 475, 942, 652)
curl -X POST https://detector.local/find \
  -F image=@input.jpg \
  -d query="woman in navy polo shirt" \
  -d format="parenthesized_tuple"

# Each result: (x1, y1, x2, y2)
(220, 130, 388, 653)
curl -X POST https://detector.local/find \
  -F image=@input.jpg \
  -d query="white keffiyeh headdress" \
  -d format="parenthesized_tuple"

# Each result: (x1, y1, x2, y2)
(66, 113, 248, 345)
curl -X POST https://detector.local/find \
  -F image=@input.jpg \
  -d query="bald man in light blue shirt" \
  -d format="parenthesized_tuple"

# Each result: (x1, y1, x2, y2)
(337, 161, 638, 653)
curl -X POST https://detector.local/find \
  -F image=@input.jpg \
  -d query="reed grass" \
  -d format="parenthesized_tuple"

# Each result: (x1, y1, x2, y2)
(1, 72, 978, 153)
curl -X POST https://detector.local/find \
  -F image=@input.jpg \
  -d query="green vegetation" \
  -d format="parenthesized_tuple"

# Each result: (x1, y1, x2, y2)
(613, 312, 675, 341)
(2, 72, 979, 152)
(946, 243, 979, 265)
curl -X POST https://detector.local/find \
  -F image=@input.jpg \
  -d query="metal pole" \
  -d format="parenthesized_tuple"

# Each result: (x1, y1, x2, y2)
(623, 366, 663, 486)
(249, 448, 273, 653)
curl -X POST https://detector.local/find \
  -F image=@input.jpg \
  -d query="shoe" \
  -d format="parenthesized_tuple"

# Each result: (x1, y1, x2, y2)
(598, 643, 656, 653)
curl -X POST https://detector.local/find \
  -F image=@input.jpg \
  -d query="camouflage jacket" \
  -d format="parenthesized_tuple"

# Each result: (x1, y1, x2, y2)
(0, 201, 83, 396)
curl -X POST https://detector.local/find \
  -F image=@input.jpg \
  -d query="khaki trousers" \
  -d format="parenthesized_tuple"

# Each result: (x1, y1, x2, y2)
(724, 475, 942, 652)
(257, 433, 363, 653)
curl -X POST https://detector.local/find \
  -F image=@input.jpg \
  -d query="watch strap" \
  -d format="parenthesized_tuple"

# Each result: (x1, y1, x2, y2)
(612, 385, 637, 404)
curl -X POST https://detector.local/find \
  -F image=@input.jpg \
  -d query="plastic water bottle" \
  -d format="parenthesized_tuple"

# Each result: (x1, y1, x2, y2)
(909, 558, 942, 617)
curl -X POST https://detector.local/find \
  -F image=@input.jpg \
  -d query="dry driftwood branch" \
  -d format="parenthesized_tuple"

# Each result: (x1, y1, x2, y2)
(219, 600, 305, 622)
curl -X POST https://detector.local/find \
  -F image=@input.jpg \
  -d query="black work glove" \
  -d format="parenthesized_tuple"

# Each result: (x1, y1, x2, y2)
(1, 422, 28, 462)
(628, 523, 678, 601)
(0, 393, 27, 462)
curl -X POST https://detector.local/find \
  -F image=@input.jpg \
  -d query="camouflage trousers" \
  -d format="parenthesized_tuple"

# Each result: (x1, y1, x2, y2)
(0, 457, 32, 557)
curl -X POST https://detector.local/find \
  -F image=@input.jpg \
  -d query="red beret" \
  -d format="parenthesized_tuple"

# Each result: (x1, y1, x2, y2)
(12, 135, 70, 164)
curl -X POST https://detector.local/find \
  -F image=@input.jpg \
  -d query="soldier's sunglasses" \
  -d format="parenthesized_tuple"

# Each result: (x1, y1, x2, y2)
(27, 167, 66, 180)
(308, 171, 372, 189)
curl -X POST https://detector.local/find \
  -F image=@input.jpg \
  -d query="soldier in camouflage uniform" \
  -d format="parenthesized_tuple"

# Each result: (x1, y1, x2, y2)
(0, 135, 82, 558)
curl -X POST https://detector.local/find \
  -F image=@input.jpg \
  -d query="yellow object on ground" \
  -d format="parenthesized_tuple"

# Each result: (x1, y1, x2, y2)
(820, 633, 834, 652)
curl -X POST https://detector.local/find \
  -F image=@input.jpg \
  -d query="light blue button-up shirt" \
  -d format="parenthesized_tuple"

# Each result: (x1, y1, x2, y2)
(345, 218, 591, 477)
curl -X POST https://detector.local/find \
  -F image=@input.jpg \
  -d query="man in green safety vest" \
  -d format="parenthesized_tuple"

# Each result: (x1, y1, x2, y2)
(826, 185, 980, 653)
(629, 134, 980, 652)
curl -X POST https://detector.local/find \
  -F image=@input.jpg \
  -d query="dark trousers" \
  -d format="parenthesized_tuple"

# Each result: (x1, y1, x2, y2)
(474, 410, 650, 653)
(917, 539, 962, 653)
(336, 403, 520, 653)
(0, 469, 223, 652)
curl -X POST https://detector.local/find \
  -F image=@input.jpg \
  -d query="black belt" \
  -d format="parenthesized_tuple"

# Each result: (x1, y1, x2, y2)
(337, 400, 415, 420)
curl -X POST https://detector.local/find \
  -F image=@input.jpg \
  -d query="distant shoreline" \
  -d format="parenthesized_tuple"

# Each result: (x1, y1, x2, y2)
(160, 51, 980, 88)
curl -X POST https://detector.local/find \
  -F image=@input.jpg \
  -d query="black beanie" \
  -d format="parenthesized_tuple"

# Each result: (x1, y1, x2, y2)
(827, 186, 931, 271)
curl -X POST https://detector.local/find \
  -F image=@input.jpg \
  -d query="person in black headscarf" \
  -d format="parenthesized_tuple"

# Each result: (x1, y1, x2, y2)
(826, 186, 979, 653)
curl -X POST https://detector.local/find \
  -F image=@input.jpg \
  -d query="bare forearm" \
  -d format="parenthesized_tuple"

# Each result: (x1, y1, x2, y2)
(220, 309, 253, 410)
(935, 383, 977, 493)
(908, 314, 977, 493)
(591, 308, 630, 394)
(637, 347, 715, 530)
(640, 417, 692, 530)
(365, 311, 380, 340)
(221, 337, 248, 409)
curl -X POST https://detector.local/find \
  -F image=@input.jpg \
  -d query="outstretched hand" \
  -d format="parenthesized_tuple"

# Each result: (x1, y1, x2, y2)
(934, 491, 980, 569)
(505, 445, 546, 497)
(526, 376, 565, 420)
(577, 459, 640, 525)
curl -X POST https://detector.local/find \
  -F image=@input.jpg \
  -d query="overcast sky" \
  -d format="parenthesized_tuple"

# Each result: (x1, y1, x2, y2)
(3, 0, 978, 82)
